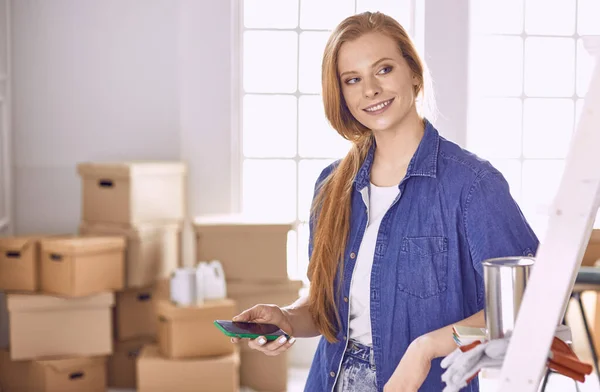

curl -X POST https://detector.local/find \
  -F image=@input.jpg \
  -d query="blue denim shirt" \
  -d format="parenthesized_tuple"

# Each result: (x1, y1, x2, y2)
(305, 120, 539, 392)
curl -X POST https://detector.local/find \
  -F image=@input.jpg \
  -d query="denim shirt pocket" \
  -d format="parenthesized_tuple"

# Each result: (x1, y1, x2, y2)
(398, 236, 449, 298)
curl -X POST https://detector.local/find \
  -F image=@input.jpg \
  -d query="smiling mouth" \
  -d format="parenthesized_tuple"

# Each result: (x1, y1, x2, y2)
(363, 98, 394, 112)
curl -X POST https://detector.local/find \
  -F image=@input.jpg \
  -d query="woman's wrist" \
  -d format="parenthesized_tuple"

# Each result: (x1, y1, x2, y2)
(280, 306, 296, 336)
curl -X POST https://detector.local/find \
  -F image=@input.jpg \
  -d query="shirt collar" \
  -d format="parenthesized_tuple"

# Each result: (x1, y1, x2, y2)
(354, 118, 440, 190)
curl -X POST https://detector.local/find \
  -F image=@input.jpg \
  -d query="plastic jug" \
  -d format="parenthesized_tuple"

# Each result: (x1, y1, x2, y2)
(196, 260, 227, 302)
(170, 267, 197, 306)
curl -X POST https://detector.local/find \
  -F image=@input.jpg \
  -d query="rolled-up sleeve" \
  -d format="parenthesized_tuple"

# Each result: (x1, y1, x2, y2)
(464, 170, 540, 279)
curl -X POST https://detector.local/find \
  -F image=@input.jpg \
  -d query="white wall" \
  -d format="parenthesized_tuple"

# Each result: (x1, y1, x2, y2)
(12, 0, 236, 238)
(178, 0, 236, 219)
(423, 0, 469, 147)
(11, 0, 181, 234)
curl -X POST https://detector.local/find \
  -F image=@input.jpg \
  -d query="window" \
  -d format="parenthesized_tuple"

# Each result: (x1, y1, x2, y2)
(239, 0, 422, 281)
(467, 0, 599, 239)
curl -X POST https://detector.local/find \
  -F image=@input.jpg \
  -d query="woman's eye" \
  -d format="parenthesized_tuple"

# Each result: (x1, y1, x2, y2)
(346, 77, 360, 85)
(378, 66, 392, 75)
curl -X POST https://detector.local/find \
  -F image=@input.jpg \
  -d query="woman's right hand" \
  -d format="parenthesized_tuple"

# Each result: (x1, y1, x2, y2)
(230, 304, 296, 356)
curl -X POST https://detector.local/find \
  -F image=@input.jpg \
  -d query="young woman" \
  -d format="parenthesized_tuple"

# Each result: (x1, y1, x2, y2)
(231, 12, 539, 392)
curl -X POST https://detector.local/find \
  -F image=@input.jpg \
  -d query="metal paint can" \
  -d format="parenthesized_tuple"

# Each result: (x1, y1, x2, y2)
(483, 256, 535, 340)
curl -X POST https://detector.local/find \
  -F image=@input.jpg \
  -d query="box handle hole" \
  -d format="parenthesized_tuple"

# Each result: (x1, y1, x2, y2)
(50, 254, 63, 261)
(5, 251, 20, 258)
(69, 372, 84, 380)
(98, 179, 114, 188)
(137, 293, 152, 302)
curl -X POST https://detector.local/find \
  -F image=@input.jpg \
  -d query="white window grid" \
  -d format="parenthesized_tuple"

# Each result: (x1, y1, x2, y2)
(467, 0, 600, 239)
(238, 0, 422, 282)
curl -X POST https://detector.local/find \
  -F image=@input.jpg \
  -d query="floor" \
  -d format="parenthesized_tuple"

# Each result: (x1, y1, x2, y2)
(109, 366, 600, 391)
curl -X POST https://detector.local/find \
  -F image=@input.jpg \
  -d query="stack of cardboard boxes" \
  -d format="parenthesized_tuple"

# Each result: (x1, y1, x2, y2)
(0, 234, 125, 391)
(0, 160, 303, 391)
(194, 216, 303, 392)
(0, 161, 188, 391)
(76, 161, 187, 390)
(136, 296, 239, 391)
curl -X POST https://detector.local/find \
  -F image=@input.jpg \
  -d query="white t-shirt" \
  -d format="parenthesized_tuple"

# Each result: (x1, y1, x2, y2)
(348, 182, 400, 346)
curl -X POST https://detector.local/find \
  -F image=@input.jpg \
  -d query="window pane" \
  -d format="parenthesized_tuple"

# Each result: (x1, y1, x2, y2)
(300, 0, 354, 30)
(470, 36, 523, 97)
(521, 159, 565, 218)
(299, 95, 352, 158)
(577, 38, 595, 98)
(243, 95, 297, 158)
(525, 0, 576, 35)
(594, 208, 600, 229)
(520, 158, 566, 239)
(299, 32, 330, 94)
(298, 159, 335, 221)
(243, 159, 297, 221)
(356, 0, 412, 32)
(244, 0, 299, 28)
(524, 37, 575, 97)
(244, 31, 298, 93)
(470, 0, 524, 35)
(489, 158, 522, 201)
(523, 99, 574, 159)
(578, 0, 600, 35)
(467, 98, 522, 159)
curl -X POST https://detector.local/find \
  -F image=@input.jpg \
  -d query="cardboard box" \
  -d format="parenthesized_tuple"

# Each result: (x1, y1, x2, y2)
(77, 161, 187, 225)
(194, 216, 292, 281)
(0, 291, 8, 349)
(137, 344, 240, 392)
(108, 337, 155, 389)
(0, 236, 43, 292)
(6, 292, 114, 360)
(153, 278, 170, 302)
(227, 280, 303, 315)
(39, 236, 125, 297)
(156, 298, 236, 359)
(582, 229, 600, 266)
(0, 349, 106, 392)
(115, 286, 158, 341)
(79, 221, 181, 288)
(241, 350, 288, 392)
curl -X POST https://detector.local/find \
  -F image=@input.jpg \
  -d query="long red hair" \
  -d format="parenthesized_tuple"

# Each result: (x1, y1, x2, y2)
(307, 12, 428, 343)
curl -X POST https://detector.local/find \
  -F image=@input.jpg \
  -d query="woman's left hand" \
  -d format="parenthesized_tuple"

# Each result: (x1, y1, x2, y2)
(383, 336, 434, 392)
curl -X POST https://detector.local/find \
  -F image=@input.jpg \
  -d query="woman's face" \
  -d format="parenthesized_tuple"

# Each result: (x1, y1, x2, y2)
(337, 32, 419, 133)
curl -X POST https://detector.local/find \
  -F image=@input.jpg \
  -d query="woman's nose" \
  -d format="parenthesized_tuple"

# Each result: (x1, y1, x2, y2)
(363, 77, 382, 98)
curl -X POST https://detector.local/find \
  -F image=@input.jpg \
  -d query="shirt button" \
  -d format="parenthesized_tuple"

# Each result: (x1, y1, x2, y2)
(344, 296, 348, 303)
(350, 252, 356, 259)
(330, 371, 336, 377)
(343, 336, 347, 340)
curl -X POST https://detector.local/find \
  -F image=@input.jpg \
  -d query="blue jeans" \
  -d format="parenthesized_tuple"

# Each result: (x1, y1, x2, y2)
(335, 340, 377, 392)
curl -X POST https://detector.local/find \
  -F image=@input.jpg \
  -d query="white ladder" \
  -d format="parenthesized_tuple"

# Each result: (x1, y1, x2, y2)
(498, 36, 600, 391)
